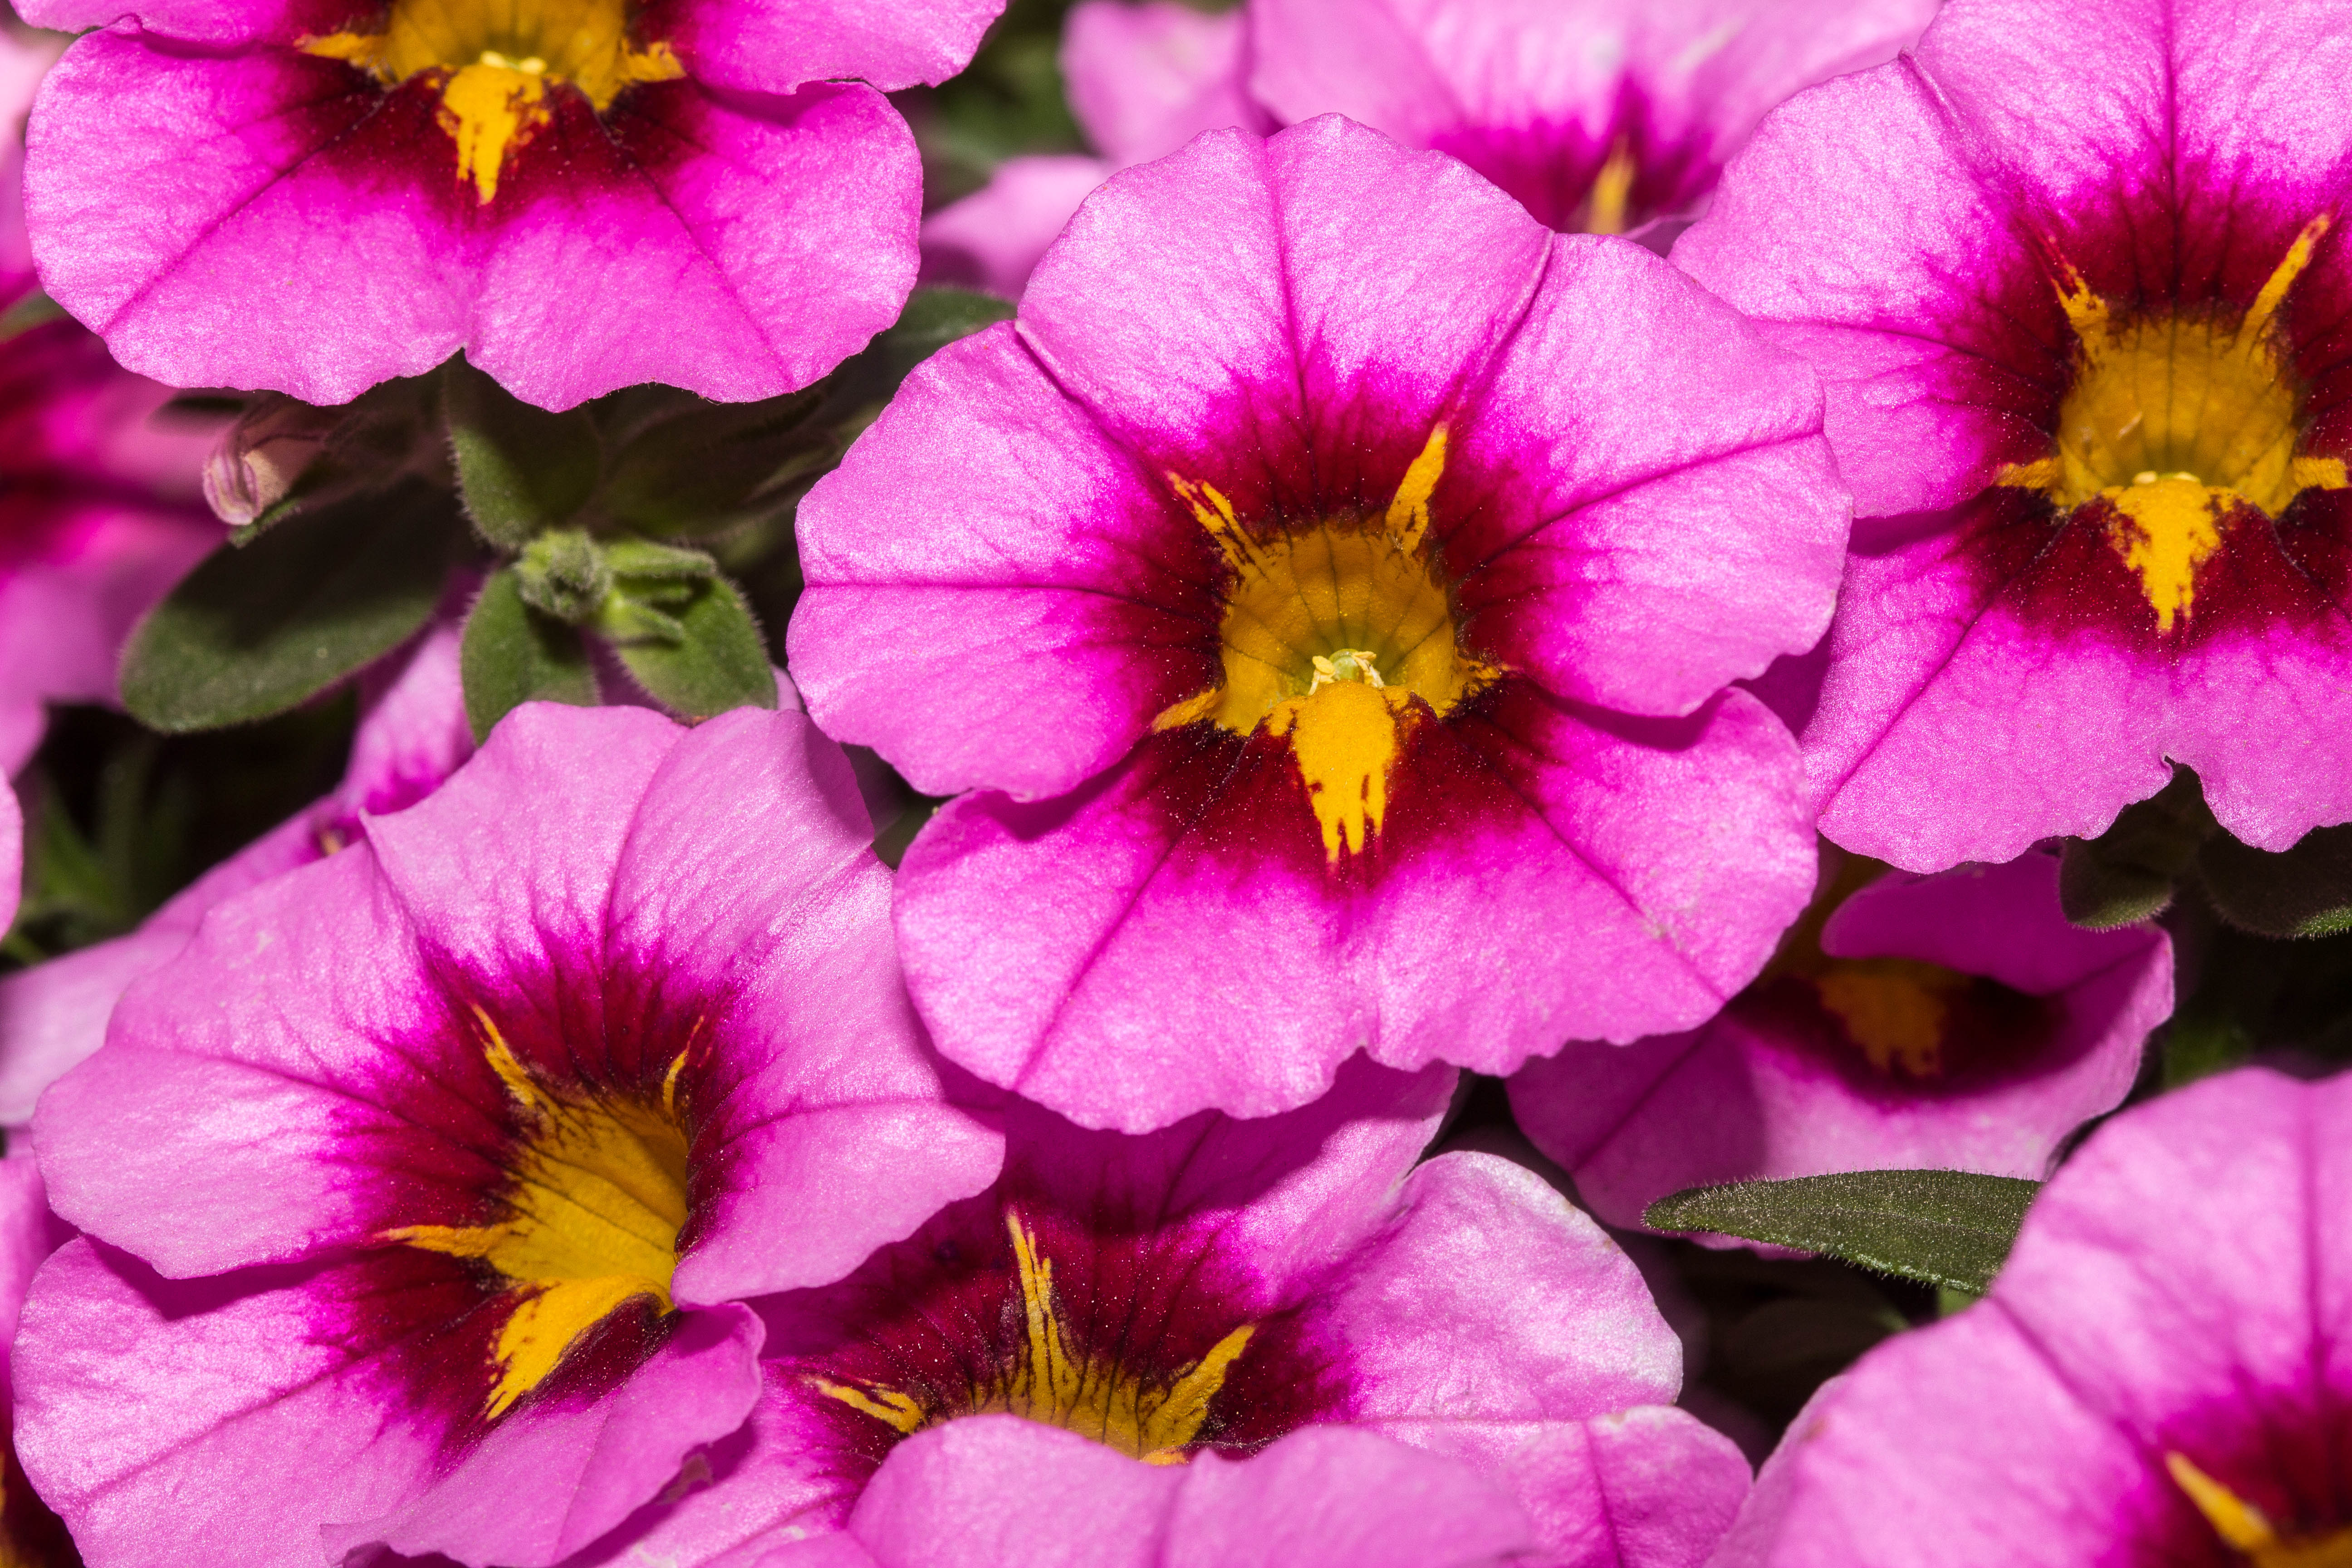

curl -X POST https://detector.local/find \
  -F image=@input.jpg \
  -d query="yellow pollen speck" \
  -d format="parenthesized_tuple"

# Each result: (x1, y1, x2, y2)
(1151, 428, 1495, 863)
(1584, 137, 1637, 236)
(301, 0, 683, 205)
(386, 1014, 689, 1418)
(2167, 1451, 2352, 1568)
(1998, 217, 2344, 632)
(809, 1210, 1254, 1464)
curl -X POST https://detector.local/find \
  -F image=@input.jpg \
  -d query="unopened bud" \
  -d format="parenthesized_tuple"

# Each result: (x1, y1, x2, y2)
(201, 395, 340, 525)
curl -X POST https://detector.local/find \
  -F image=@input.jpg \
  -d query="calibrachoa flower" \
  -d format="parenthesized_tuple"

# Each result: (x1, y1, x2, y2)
(1712, 1065, 2352, 1568)
(1249, 0, 1936, 238)
(921, 0, 1273, 296)
(0, 615, 474, 1126)
(466, 1059, 1749, 1568)
(792, 115, 1848, 1130)
(1510, 850, 2173, 1228)
(20, 0, 1002, 408)
(13, 703, 1004, 1568)
(1677, 0, 2352, 869)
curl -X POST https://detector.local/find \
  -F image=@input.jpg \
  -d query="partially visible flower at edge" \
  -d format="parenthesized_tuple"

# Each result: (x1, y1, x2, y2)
(1510, 848, 2173, 1230)
(1249, 0, 1937, 240)
(0, 1154, 74, 1568)
(0, 21, 221, 773)
(20, 0, 1006, 408)
(410, 1057, 1749, 1568)
(15, 701, 1003, 1568)
(919, 0, 1274, 298)
(1676, 0, 2352, 869)
(1711, 1065, 2352, 1568)
(793, 115, 1847, 1131)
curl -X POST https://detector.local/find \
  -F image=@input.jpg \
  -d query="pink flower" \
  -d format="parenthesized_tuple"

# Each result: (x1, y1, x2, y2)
(1250, 0, 1936, 238)
(463, 1060, 1749, 1568)
(791, 116, 1848, 1131)
(1676, 0, 2352, 870)
(0, 1154, 74, 1567)
(0, 26, 220, 776)
(0, 616, 475, 1126)
(14, 703, 1003, 1568)
(1712, 1065, 2352, 1568)
(20, 0, 1003, 409)
(1511, 850, 2173, 1231)
(920, 0, 1274, 297)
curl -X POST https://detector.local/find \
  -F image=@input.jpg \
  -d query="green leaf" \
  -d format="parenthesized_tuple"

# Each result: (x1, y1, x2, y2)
(122, 480, 466, 731)
(589, 387, 828, 539)
(459, 568, 598, 743)
(1644, 1170, 2043, 1293)
(445, 357, 602, 548)
(2195, 823, 2352, 939)
(611, 575, 777, 720)
(2058, 768, 2215, 928)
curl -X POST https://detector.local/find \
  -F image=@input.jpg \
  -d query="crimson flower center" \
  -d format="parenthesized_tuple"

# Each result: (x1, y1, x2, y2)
(1998, 216, 2349, 631)
(2168, 1451, 2352, 1568)
(1149, 424, 1497, 861)
(300, 0, 682, 202)
(384, 1016, 690, 1417)
(810, 1210, 1258, 1465)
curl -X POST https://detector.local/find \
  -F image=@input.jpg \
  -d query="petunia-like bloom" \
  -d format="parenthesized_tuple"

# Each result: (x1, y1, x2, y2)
(0, 614, 474, 1126)
(446, 1058, 1750, 1568)
(20, 0, 1002, 409)
(1249, 0, 1936, 239)
(1, 23, 219, 772)
(1711, 1065, 2352, 1568)
(792, 115, 1848, 1131)
(14, 702, 1003, 1568)
(1676, 0, 2352, 870)
(1511, 849, 2172, 1228)
(920, 0, 1274, 297)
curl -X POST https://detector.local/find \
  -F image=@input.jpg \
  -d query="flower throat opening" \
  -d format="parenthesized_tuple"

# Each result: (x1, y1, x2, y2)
(302, 0, 682, 202)
(386, 1013, 690, 1417)
(1151, 425, 1497, 862)
(1999, 216, 2349, 631)
(2168, 1451, 2352, 1567)
(809, 1210, 1258, 1465)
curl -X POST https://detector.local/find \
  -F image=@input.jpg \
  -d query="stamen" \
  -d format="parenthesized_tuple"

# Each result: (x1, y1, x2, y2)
(2167, 1451, 2352, 1568)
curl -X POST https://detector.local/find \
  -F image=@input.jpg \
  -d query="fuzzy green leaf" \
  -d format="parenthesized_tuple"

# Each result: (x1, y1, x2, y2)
(2197, 824, 2352, 939)
(459, 568, 598, 742)
(1644, 1170, 2042, 1293)
(122, 480, 464, 732)
(445, 358, 602, 548)
(611, 575, 776, 720)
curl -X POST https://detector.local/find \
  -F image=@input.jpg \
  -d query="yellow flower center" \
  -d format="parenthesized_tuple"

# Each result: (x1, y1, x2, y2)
(301, 0, 683, 202)
(385, 1013, 691, 1418)
(1999, 216, 2350, 632)
(809, 1210, 1257, 1465)
(1150, 425, 1497, 862)
(2169, 1452, 2352, 1568)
